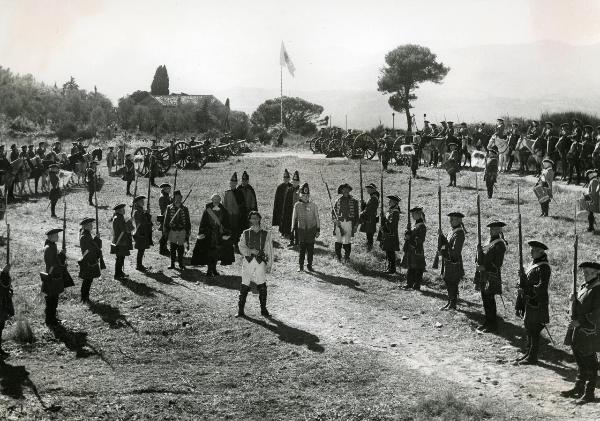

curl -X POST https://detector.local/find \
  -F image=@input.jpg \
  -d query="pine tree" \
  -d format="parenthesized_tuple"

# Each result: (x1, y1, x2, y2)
(150, 65, 169, 95)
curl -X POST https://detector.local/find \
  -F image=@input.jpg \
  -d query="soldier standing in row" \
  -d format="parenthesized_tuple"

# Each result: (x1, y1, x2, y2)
(446, 143, 460, 187)
(378, 194, 400, 274)
(86, 161, 98, 206)
(280, 171, 300, 247)
(506, 123, 520, 172)
(78, 217, 102, 303)
(223, 172, 246, 248)
(123, 154, 135, 196)
(236, 211, 274, 318)
(333, 183, 359, 263)
(581, 125, 595, 173)
(132, 195, 153, 272)
(459, 122, 471, 167)
(484, 147, 499, 198)
(438, 212, 466, 310)
(158, 183, 172, 256)
(359, 183, 379, 251)
(48, 164, 61, 218)
(567, 132, 582, 185)
(556, 123, 572, 180)
(163, 190, 191, 270)
(42, 228, 68, 326)
(111, 203, 133, 280)
(272, 169, 291, 228)
(561, 261, 600, 404)
(475, 221, 507, 333)
(237, 171, 258, 230)
(535, 158, 554, 217)
(515, 240, 550, 366)
(291, 183, 320, 272)
(585, 169, 599, 232)
(403, 206, 427, 291)
(0, 264, 14, 356)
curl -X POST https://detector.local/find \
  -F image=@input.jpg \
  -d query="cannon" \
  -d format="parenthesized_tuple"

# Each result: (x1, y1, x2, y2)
(133, 143, 172, 176)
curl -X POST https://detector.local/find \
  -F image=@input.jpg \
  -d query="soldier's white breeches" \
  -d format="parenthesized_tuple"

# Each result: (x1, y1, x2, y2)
(334, 221, 353, 244)
(241, 258, 266, 286)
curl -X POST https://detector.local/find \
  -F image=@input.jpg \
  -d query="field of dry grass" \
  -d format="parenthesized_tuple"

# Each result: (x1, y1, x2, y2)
(0, 144, 598, 420)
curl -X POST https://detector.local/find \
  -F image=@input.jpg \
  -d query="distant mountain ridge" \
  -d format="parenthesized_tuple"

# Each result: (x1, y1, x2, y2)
(216, 41, 600, 129)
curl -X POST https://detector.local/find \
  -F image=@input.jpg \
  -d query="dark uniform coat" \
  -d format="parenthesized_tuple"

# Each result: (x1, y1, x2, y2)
(478, 236, 506, 295)
(237, 184, 257, 230)
(405, 220, 426, 269)
(377, 205, 400, 251)
(122, 159, 135, 182)
(0, 271, 14, 322)
(157, 192, 171, 231)
(42, 240, 67, 296)
(518, 255, 550, 328)
(440, 226, 465, 283)
(359, 192, 379, 234)
(86, 167, 97, 193)
(162, 204, 191, 241)
(49, 172, 61, 202)
(272, 181, 291, 226)
(111, 213, 133, 256)
(572, 277, 600, 356)
(78, 229, 102, 279)
(191, 203, 235, 266)
(280, 185, 300, 236)
(133, 205, 153, 250)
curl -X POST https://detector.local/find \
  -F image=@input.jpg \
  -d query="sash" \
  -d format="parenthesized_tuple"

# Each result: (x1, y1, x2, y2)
(206, 208, 223, 233)
(483, 237, 506, 253)
(526, 261, 549, 277)
(578, 278, 600, 301)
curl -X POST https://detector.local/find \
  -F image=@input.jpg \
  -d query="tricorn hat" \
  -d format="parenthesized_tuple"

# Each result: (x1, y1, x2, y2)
(300, 183, 310, 195)
(134, 195, 146, 202)
(579, 262, 600, 270)
(113, 203, 126, 211)
(160, 183, 171, 189)
(409, 206, 423, 213)
(387, 195, 400, 203)
(337, 183, 352, 194)
(80, 217, 95, 226)
(173, 190, 182, 197)
(585, 169, 598, 178)
(447, 211, 465, 218)
(365, 183, 377, 190)
(527, 240, 548, 251)
(46, 228, 63, 236)
(542, 158, 554, 167)
(487, 221, 506, 228)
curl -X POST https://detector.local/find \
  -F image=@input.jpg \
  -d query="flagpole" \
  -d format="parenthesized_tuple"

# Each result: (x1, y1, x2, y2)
(280, 64, 283, 127)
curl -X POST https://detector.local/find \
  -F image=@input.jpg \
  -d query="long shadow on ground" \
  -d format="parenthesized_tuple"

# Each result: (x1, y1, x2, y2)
(244, 316, 324, 353)
(461, 308, 576, 381)
(117, 277, 157, 297)
(307, 270, 366, 293)
(179, 270, 241, 291)
(88, 301, 136, 330)
(49, 324, 110, 366)
(0, 361, 59, 411)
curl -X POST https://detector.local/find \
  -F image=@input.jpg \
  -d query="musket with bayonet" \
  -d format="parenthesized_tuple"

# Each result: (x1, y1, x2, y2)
(94, 167, 106, 270)
(60, 199, 74, 287)
(564, 205, 579, 346)
(145, 160, 154, 246)
(400, 176, 412, 269)
(320, 172, 345, 236)
(515, 185, 526, 317)
(474, 175, 484, 290)
(0, 223, 11, 290)
(173, 168, 178, 192)
(130, 171, 138, 218)
(432, 170, 442, 270)
(359, 158, 364, 211)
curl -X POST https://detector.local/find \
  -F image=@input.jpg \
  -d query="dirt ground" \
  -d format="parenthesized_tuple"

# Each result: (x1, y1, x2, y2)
(0, 149, 599, 420)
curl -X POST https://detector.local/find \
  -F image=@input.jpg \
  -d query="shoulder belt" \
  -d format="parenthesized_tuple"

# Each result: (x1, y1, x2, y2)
(526, 261, 549, 276)
(483, 237, 506, 253)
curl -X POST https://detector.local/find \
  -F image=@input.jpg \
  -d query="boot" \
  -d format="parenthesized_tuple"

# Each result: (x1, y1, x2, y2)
(561, 380, 585, 398)
(235, 284, 249, 318)
(588, 213, 596, 232)
(343, 244, 351, 263)
(576, 381, 596, 404)
(80, 279, 91, 303)
(334, 242, 342, 261)
(448, 298, 458, 310)
(439, 301, 450, 311)
(258, 284, 270, 317)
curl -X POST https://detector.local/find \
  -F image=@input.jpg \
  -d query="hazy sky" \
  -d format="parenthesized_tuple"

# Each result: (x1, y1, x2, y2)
(2, 0, 600, 105)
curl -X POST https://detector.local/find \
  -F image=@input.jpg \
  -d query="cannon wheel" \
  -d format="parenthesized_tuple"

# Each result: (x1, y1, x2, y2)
(174, 141, 192, 169)
(156, 148, 171, 175)
(193, 148, 209, 169)
(352, 133, 377, 160)
(134, 146, 151, 176)
(308, 136, 319, 153)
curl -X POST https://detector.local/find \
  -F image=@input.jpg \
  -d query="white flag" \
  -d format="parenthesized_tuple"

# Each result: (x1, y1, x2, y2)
(280, 41, 295, 77)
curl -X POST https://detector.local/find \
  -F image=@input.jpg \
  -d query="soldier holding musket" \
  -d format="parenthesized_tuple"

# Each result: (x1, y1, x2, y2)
(0, 226, 14, 356)
(163, 190, 191, 270)
(584, 169, 599, 232)
(78, 217, 102, 303)
(484, 146, 499, 198)
(359, 182, 379, 251)
(158, 183, 172, 256)
(562, 261, 600, 404)
(506, 123, 520, 172)
(378, 194, 400, 274)
(110, 203, 133, 280)
(48, 164, 61, 218)
(593, 126, 600, 170)
(291, 183, 320, 272)
(515, 240, 551, 365)
(535, 158, 554, 217)
(402, 206, 427, 291)
(123, 154, 135, 196)
(475, 221, 507, 333)
(581, 125, 595, 173)
(86, 161, 98, 206)
(132, 195, 153, 271)
(438, 212, 466, 310)
(41, 228, 69, 326)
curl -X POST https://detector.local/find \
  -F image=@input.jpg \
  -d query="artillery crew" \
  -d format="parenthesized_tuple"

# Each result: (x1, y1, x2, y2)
(111, 203, 133, 280)
(475, 221, 507, 333)
(291, 183, 320, 272)
(192, 193, 235, 276)
(132, 195, 153, 272)
(438, 212, 465, 310)
(562, 261, 600, 404)
(378, 195, 400, 274)
(236, 211, 274, 318)
(403, 206, 427, 290)
(272, 169, 291, 228)
(333, 183, 359, 262)
(163, 190, 191, 270)
(359, 183, 379, 251)
(78, 217, 102, 303)
(515, 240, 550, 366)
(158, 183, 172, 256)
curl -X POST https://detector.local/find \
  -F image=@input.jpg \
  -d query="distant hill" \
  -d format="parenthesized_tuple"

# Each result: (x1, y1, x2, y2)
(216, 41, 600, 129)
